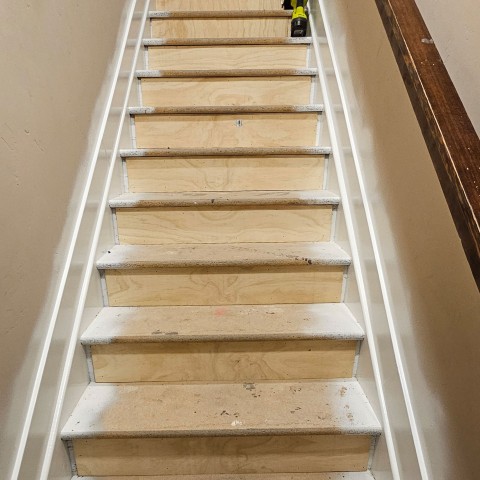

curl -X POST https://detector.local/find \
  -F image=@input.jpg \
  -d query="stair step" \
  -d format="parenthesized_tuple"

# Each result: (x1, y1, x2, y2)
(143, 37, 312, 46)
(82, 304, 363, 382)
(149, 10, 292, 18)
(120, 148, 329, 193)
(74, 474, 376, 480)
(110, 190, 340, 208)
(110, 191, 338, 245)
(129, 105, 323, 115)
(97, 243, 349, 306)
(150, 11, 290, 39)
(63, 381, 380, 436)
(97, 242, 350, 269)
(82, 304, 363, 344)
(63, 381, 380, 476)
(155, 0, 283, 10)
(146, 44, 309, 70)
(137, 68, 317, 78)
(130, 105, 322, 150)
(120, 147, 331, 157)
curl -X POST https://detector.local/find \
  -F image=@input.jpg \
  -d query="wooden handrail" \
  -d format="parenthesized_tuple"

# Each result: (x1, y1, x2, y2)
(374, 0, 480, 290)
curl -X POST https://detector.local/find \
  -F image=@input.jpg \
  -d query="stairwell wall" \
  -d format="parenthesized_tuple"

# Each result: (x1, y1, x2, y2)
(319, 0, 480, 479)
(0, 1, 133, 478)
(415, 0, 480, 137)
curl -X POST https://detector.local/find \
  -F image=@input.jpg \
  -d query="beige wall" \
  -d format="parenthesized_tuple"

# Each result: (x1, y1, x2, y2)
(325, 1, 480, 478)
(415, 0, 480, 136)
(0, 1, 130, 477)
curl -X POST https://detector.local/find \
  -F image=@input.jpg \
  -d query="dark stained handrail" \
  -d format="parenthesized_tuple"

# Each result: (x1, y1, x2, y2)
(374, 0, 480, 290)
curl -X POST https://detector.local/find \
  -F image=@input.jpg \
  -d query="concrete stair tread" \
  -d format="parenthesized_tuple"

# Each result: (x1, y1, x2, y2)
(129, 105, 324, 115)
(62, 380, 381, 439)
(81, 304, 364, 344)
(137, 68, 317, 78)
(109, 190, 340, 208)
(149, 10, 291, 18)
(120, 147, 331, 157)
(96, 242, 351, 269)
(73, 473, 375, 480)
(144, 37, 312, 46)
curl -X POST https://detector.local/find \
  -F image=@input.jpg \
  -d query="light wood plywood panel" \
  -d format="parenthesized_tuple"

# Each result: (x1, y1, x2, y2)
(73, 435, 371, 476)
(91, 339, 356, 382)
(104, 265, 344, 306)
(126, 156, 325, 192)
(141, 77, 311, 107)
(156, 0, 281, 10)
(115, 206, 333, 244)
(151, 18, 289, 39)
(134, 113, 318, 149)
(147, 45, 308, 69)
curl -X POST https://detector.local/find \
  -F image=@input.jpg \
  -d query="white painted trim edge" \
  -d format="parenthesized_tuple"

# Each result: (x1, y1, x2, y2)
(39, 3, 150, 478)
(308, 15, 401, 479)
(9, 1, 150, 478)
(317, 2, 429, 478)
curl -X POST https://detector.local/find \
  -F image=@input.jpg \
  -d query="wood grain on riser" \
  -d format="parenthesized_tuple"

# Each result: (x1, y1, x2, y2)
(62, 381, 380, 476)
(141, 76, 312, 107)
(121, 147, 329, 193)
(89, 339, 357, 382)
(97, 243, 349, 306)
(74, 473, 376, 480)
(131, 106, 322, 149)
(82, 304, 362, 382)
(150, 14, 290, 39)
(111, 191, 338, 245)
(147, 45, 309, 69)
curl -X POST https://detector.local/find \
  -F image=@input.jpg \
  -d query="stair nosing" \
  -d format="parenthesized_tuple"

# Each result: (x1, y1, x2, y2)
(81, 304, 364, 345)
(136, 68, 317, 78)
(72, 474, 376, 480)
(149, 10, 292, 19)
(61, 380, 382, 440)
(128, 105, 324, 115)
(143, 37, 312, 46)
(120, 146, 332, 157)
(96, 242, 351, 270)
(109, 190, 340, 208)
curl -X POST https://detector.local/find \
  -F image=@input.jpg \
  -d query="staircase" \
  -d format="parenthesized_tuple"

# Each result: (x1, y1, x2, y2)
(62, 2, 381, 478)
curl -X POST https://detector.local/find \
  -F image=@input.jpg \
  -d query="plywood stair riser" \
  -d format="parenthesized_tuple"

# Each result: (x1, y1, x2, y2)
(89, 339, 357, 383)
(147, 45, 309, 70)
(114, 206, 333, 245)
(71, 435, 372, 476)
(141, 77, 312, 107)
(103, 265, 345, 306)
(150, 18, 290, 39)
(133, 113, 319, 149)
(156, 0, 282, 10)
(124, 155, 325, 193)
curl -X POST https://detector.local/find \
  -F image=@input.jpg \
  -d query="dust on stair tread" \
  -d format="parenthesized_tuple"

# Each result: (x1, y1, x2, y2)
(81, 303, 364, 344)
(62, 380, 381, 438)
(73, 472, 376, 480)
(109, 190, 340, 208)
(96, 242, 351, 269)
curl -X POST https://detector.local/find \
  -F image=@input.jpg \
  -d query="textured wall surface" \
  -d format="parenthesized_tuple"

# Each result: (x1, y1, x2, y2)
(324, 1, 480, 478)
(415, 0, 480, 136)
(0, 1, 129, 477)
